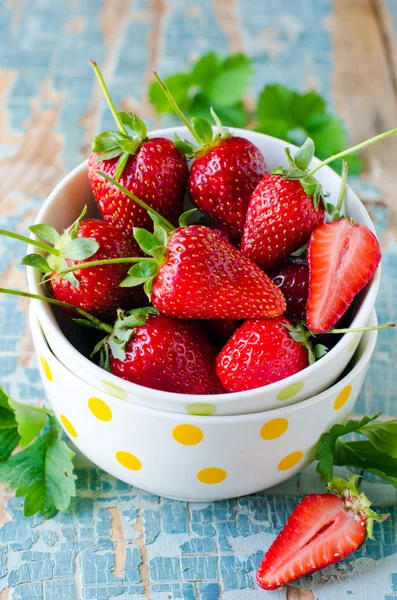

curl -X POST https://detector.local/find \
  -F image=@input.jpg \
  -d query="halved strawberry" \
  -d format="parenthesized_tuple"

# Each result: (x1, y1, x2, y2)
(307, 219, 381, 333)
(257, 477, 385, 590)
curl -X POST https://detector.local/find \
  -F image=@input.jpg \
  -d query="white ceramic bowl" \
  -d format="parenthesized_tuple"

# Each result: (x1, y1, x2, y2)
(30, 301, 378, 501)
(27, 128, 380, 415)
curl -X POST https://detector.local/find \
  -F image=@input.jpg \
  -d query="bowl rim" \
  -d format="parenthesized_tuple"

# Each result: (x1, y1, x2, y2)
(30, 301, 377, 422)
(27, 126, 381, 404)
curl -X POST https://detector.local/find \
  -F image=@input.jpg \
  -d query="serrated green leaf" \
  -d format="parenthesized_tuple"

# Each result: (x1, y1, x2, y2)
(8, 397, 49, 448)
(0, 419, 76, 518)
(0, 429, 20, 461)
(333, 440, 397, 489)
(360, 420, 397, 458)
(29, 224, 60, 245)
(205, 53, 253, 107)
(22, 254, 52, 274)
(293, 137, 315, 171)
(191, 117, 213, 144)
(61, 238, 99, 260)
(315, 414, 380, 483)
(134, 228, 164, 256)
(192, 52, 222, 87)
(118, 112, 147, 139)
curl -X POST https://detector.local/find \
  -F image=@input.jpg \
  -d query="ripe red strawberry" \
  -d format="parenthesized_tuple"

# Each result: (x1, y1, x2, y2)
(270, 257, 309, 322)
(153, 73, 266, 236)
(307, 219, 381, 333)
(96, 308, 224, 394)
(88, 61, 188, 234)
(216, 316, 308, 392)
(22, 210, 144, 319)
(257, 477, 384, 590)
(146, 225, 286, 319)
(241, 174, 324, 270)
(187, 136, 266, 237)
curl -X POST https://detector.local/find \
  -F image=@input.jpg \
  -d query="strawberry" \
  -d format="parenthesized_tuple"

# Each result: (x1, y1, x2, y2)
(153, 73, 266, 236)
(306, 219, 381, 333)
(88, 60, 188, 234)
(95, 308, 225, 394)
(270, 257, 309, 322)
(257, 477, 385, 590)
(216, 316, 308, 392)
(21, 209, 144, 319)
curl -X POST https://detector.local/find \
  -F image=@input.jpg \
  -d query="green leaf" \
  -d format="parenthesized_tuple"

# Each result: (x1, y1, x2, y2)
(8, 397, 48, 448)
(174, 133, 195, 156)
(92, 130, 120, 153)
(293, 137, 315, 171)
(119, 274, 147, 288)
(212, 102, 248, 128)
(316, 414, 380, 483)
(134, 228, 164, 256)
(0, 417, 76, 518)
(334, 440, 397, 489)
(118, 112, 147, 139)
(114, 152, 130, 181)
(205, 53, 253, 107)
(0, 429, 20, 461)
(192, 52, 222, 87)
(22, 254, 52, 274)
(96, 148, 123, 161)
(179, 209, 198, 227)
(313, 344, 328, 359)
(29, 224, 60, 245)
(61, 238, 100, 260)
(283, 167, 306, 180)
(128, 261, 158, 279)
(191, 117, 213, 144)
(149, 73, 193, 114)
(360, 420, 397, 458)
(290, 243, 307, 257)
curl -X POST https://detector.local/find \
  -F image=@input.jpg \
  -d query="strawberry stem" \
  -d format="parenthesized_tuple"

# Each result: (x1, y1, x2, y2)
(0, 288, 113, 333)
(0, 229, 60, 257)
(90, 59, 127, 135)
(96, 171, 176, 231)
(58, 256, 153, 276)
(335, 160, 348, 217)
(307, 127, 397, 177)
(322, 323, 396, 334)
(152, 71, 202, 145)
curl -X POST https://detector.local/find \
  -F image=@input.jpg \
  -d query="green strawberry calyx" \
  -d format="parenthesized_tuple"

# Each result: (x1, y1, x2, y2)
(90, 59, 148, 180)
(1, 207, 100, 288)
(328, 476, 388, 539)
(91, 307, 159, 370)
(283, 321, 328, 365)
(153, 72, 230, 157)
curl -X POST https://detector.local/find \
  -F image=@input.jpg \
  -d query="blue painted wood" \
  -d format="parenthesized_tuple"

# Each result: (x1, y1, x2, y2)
(0, 0, 396, 598)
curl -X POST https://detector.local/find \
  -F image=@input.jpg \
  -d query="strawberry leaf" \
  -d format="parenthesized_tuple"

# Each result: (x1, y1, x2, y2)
(0, 388, 20, 461)
(360, 420, 397, 458)
(0, 415, 76, 518)
(8, 397, 49, 448)
(61, 238, 100, 260)
(22, 254, 52, 274)
(29, 224, 60, 245)
(316, 414, 380, 482)
(333, 441, 397, 490)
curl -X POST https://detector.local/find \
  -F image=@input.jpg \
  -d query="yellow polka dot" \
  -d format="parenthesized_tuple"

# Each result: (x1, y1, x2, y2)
(278, 451, 303, 471)
(40, 355, 52, 382)
(116, 451, 142, 470)
(276, 381, 304, 401)
(172, 424, 203, 446)
(60, 414, 77, 438)
(334, 385, 352, 410)
(101, 380, 127, 400)
(186, 403, 216, 416)
(197, 467, 227, 484)
(260, 418, 289, 440)
(88, 397, 112, 422)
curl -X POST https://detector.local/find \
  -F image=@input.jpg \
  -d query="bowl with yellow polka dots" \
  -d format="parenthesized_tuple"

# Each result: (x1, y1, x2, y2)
(27, 128, 381, 415)
(30, 300, 378, 501)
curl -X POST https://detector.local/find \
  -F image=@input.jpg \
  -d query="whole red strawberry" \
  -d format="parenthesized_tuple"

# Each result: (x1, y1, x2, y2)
(88, 61, 188, 234)
(216, 316, 308, 392)
(257, 477, 385, 590)
(23, 209, 144, 319)
(241, 138, 325, 269)
(307, 219, 381, 332)
(270, 257, 309, 322)
(96, 308, 224, 394)
(153, 73, 266, 236)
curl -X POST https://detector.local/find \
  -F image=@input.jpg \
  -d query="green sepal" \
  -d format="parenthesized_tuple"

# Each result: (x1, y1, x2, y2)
(179, 209, 198, 227)
(29, 224, 60, 245)
(174, 133, 196, 156)
(283, 322, 328, 366)
(191, 117, 213, 144)
(134, 228, 164, 257)
(114, 152, 130, 181)
(290, 243, 307, 257)
(293, 137, 314, 171)
(22, 254, 52, 274)
(73, 318, 104, 330)
(118, 112, 147, 139)
(61, 238, 100, 260)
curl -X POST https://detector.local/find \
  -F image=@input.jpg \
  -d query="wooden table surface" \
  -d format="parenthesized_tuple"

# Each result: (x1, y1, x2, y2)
(0, 1, 397, 599)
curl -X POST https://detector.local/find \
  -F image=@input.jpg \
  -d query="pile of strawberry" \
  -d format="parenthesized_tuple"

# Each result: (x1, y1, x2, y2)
(1, 60, 390, 396)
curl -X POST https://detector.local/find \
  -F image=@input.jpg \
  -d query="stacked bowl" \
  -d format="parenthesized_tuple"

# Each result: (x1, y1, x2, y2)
(27, 128, 380, 501)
